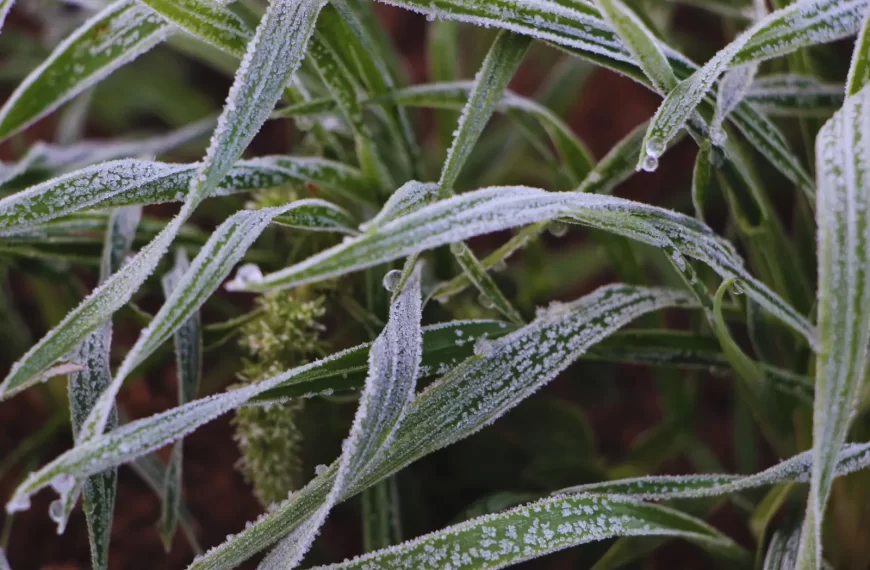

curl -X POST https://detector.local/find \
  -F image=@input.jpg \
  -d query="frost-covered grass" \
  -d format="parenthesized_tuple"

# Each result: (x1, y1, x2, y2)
(1, 0, 870, 569)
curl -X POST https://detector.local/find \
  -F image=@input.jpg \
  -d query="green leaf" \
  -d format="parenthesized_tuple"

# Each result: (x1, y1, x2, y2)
(449, 241, 524, 324)
(310, 495, 749, 570)
(158, 249, 202, 550)
(0, 0, 324, 400)
(847, 7, 870, 96)
(692, 139, 713, 222)
(137, 0, 251, 58)
(559, 442, 870, 500)
(64, 207, 139, 569)
(362, 477, 402, 552)
(0, 0, 170, 141)
(796, 85, 870, 569)
(594, 0, 678, 93)
(640, 0, 867, 166)
(438, 31, 531, 193)
(384, 82, 593, 188)
(746, 75, 844, 116)
(236, 187, 814, 346)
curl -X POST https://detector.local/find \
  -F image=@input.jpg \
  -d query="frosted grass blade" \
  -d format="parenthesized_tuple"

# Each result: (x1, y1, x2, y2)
(449, 242, 524, 324)
(66, 207, 139, 568)
(359, 181, 438, 232)
(0, 0, 171, 141)
(746, 75, 843, 116)
(236, 187, 814, 345)
(560, 443, 870, 500)
(764, 522, 803, 570)
(138, 0, 251, 57)
(711, 64, 759, 143)
(796, 85, 870, 569)
(83, 200, 341, 443)
(310, 495, 748, 570)
(382, 82, 593, 183)
(847, 7, 870, 96)
(182, 285, 700, 570)
(640, 0, 868, 166)
(258, 264, 424, 570)
(438, 31, 531, 193)
(0, 117, 215, 187)
(594, 0, 677, 93)
(0, 0, 13, 36)
(0, 0, 323, 403)
(158, 249, 202, 550)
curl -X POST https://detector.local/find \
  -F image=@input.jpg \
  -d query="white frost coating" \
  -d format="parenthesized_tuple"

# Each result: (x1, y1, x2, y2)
(0, 155, 365, 236)
(711, 63, 759, 145)
(642, 0, 868, 160)
(764, 523, 802, 570)
(245, 186, 815, 346)
(82, 200, 333, 444)
(258, 264, 423, 570)
(360, 181, 438, 231)
(796, 84, 870, 569)
(559, 442, 870, 500)
(0, 0, 172, 139)
(308, 493, 741, 570)
(0, 0, 14, 36)
(139, 0, 252, 57)
(746, 74, 844, 116)
(226, 263, 264, 291)
(0, 0, 323, 401)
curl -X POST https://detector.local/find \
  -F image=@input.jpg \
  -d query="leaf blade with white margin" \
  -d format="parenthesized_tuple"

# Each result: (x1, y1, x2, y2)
(81, 200, 341, 445)
(64, 207, 140, 570)
(796, 85, 870, 570)
(0, 0, 324, 401)
(0, 156, 365, 236)
(311, 495, 749, 570)
(640, 0, 868, 166)
(235, 187, 814, 346)
(0, 0, 171, 141)
(159, 249, 202, 549)
(258, 263, 423, 570)
(138, 0, 252, 58)
(6, 285, 696, 568)
(847, 6, 870, 96)
(746, 75, 844, 117)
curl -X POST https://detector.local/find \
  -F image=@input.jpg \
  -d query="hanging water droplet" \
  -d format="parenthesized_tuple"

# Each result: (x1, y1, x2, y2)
(225, 263, 264, 291)
(50, 474, 75, 494)
(493, 259, 507, 272)
(641, 155, 659, 173)
(6, 493, 31, 513)
(645, 137, 665, 158)
(49, 499, 64, 523)
(473, 338, 494, 357)
(477, 293, 495, 309)
(315, 464, 328, 476)
(548, 222, 568, 238)
(731, 281, 746, 295)
(449, 242, 464, 255)
(382, 269, 402, 292)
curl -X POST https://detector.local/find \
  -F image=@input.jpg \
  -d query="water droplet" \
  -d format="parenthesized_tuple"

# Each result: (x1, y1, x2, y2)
(641, 155, 659, 173)
(50, 474, 75, 494)
(710, 128, 728, 146)
(49, 500, 64, 523)
(645, 137, 665, 158)
(6, 494, 31, 513)
(477, 293, 495, 309)
(449, 242, 464, 255)
(731, 281, 745, 295)
(225, 263, 263, 291)
(315, 464, 328, 476)
(382, 269, 402, 292)
(474, 338, 494, 357)
(493, 259, 507, 272)
(548, 222, 568, 238)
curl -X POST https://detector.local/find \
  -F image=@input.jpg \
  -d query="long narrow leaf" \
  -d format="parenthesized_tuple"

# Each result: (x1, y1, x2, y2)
(796, 85, 870, 569)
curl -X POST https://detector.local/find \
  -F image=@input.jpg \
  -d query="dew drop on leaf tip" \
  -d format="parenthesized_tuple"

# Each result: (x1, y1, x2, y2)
(645, 137, 665, 158)
(382, 269, 402, 292)
(226, 263, 264, 291)
(477, 293, 495, 310)
(48, 499, 63, 524)
(548, 222, 568, 238)
(641, 155, 659, 173)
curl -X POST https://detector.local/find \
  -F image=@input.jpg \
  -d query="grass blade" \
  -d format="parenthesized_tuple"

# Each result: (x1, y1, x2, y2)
(640, 0, 867, 167)
(138, 0, 251, 57)
(746, 75, 844, 116)
(796, 85, 870, 569)
(0, 0, 170, 141)
(847, 7, 870, 96)
(310, 495, 749, 570)
(158, 249, 202, 550)
(235, 187, 814, 345)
